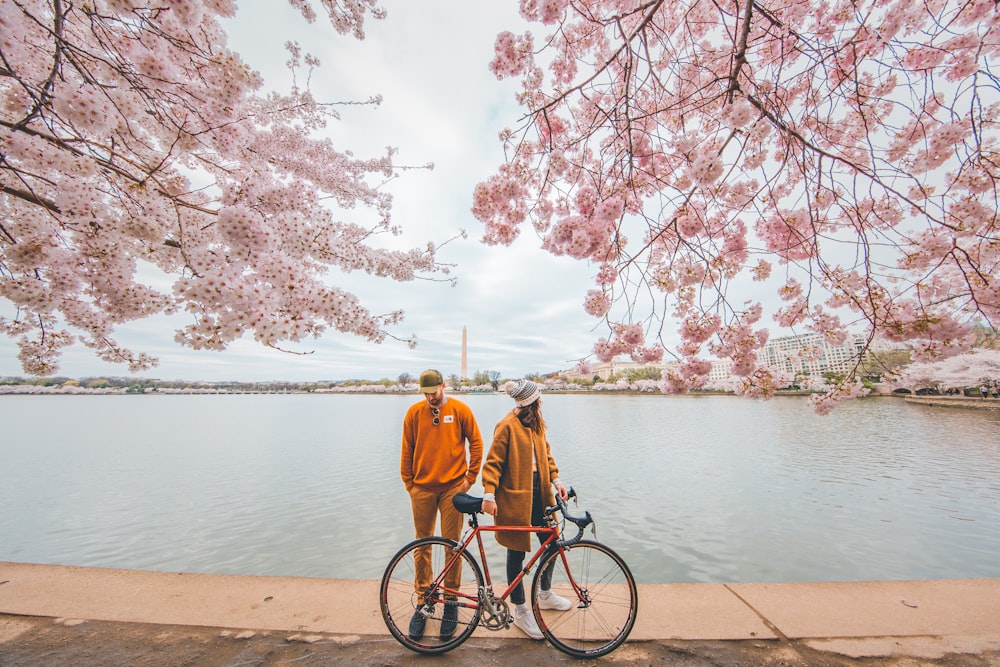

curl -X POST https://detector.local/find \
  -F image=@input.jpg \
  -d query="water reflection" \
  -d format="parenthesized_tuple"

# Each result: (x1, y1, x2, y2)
(2, 393, 998, 583)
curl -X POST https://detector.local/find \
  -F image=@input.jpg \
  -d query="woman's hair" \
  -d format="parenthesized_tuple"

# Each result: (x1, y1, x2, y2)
(516, 398, 545, 434)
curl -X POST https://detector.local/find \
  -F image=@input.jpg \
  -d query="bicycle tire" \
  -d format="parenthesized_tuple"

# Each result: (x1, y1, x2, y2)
(379, 536, 484, 654)
(531, 539, 638, 658)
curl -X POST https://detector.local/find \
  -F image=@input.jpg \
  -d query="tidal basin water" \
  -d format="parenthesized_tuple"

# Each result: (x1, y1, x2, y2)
(2, 393, 999, 584)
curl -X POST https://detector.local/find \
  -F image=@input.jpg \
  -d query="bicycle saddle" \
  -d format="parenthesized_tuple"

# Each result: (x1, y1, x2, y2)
(452, 493, 483, 514)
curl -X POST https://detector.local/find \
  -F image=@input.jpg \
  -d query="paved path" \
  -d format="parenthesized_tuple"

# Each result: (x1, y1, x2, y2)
(2, 562, 1000, 664)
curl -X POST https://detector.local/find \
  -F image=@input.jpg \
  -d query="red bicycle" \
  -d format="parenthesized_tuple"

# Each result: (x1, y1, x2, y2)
(379, 489, 637, 658)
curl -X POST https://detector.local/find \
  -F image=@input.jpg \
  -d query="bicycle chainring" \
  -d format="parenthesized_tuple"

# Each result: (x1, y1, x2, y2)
(479, 596, 510, 631)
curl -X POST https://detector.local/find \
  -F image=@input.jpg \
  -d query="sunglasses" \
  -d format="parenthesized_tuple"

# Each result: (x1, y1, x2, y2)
(432, 408, 440, 426)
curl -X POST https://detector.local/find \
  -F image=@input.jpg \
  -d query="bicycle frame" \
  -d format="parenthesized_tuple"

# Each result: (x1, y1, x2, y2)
(421, 512, 578, 614)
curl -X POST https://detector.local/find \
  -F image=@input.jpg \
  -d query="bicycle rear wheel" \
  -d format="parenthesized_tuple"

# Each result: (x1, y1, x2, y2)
(379, 536, 483, 654)
(531, 540, 638, 658)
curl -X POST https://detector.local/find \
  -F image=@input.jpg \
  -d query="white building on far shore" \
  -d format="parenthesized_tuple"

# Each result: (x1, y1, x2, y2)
(759, 332, 868, 378)
(560, 359, 664, 381)
(558, 332, 876, 385)
(560, 358, 733, 383)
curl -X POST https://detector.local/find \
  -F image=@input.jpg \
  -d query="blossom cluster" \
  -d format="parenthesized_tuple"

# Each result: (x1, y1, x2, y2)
(807, 379, 871, 416)
(583, 289, 611, 318)
(489, 31, 535, 80)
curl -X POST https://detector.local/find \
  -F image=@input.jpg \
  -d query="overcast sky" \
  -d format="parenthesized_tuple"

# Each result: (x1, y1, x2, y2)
(0, 0, 608, 383)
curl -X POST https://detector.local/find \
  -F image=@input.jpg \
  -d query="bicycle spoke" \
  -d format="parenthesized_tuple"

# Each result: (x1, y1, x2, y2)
(379, 537, 483, 655)
(533, 541, 637, 658)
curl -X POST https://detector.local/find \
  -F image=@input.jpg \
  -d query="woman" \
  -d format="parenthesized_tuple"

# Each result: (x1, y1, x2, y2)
(481, 379, 572, 639)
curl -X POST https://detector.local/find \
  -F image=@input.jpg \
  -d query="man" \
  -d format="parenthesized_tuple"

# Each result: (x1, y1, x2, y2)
(400, 369, 484, 640)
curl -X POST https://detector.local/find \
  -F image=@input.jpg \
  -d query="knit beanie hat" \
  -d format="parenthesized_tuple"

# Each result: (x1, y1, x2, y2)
(505, 379, 541, 407)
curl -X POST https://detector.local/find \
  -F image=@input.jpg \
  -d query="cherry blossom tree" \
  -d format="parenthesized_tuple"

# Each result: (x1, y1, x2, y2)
(894, 349, 1000, 391)
(1, 0, 448, 376)
(474, 0, 999, 405)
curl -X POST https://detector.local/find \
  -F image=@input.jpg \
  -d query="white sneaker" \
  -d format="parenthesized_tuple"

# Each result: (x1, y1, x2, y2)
(537, 590, 573, 611)
(512, 608, 544, 640)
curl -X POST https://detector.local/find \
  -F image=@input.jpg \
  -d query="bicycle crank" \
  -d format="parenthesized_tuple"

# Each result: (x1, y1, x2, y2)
(477, 587, 510, 631)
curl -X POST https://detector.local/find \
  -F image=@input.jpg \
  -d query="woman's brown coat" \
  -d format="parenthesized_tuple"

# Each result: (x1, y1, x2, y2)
(481, 410, 560, 552)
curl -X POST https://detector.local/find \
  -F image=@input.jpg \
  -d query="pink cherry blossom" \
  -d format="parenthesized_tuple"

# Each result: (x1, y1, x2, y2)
(681, 314, 722, 345)
(631, 345, 664, 364)
(1, 0, 445, 375)
(490, 31, 535, 79)
(473, 0, 998, 410)
(808, 379, 871, 415)
(595, 262, 618, 285)
(895, 350, 1000, 391)
(583, 289, 611, 318)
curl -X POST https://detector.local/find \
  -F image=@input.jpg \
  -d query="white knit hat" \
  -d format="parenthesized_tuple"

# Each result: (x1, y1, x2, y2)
(505, 379, 541, 407)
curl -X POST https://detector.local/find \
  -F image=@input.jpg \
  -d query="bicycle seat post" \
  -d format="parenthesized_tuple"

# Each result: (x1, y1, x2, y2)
(457, 512, 478, 549)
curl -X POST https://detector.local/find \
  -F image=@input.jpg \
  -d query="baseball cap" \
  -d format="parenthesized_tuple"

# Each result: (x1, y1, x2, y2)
(419, 369, 444, 393)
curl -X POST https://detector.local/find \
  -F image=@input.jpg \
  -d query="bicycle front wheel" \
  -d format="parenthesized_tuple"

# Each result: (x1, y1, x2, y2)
(379, 536, 484, 655)
(531, 540, 638, 658)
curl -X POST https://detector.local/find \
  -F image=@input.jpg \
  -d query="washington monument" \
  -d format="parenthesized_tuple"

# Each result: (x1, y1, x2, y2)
(461, 326, 468, 381)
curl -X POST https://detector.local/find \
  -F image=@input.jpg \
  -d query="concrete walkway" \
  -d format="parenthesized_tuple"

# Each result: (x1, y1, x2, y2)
(2, 562, 1000, 661)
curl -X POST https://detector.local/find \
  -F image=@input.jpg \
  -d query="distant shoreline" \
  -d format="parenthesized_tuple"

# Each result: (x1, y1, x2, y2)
(2, 386, 998, 409)
(902, 394, 1000, 411)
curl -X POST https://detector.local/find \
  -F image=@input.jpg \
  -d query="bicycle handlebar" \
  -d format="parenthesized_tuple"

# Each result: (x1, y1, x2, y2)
(452, 488, 593, 548)
(548, 487, 593, 549)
